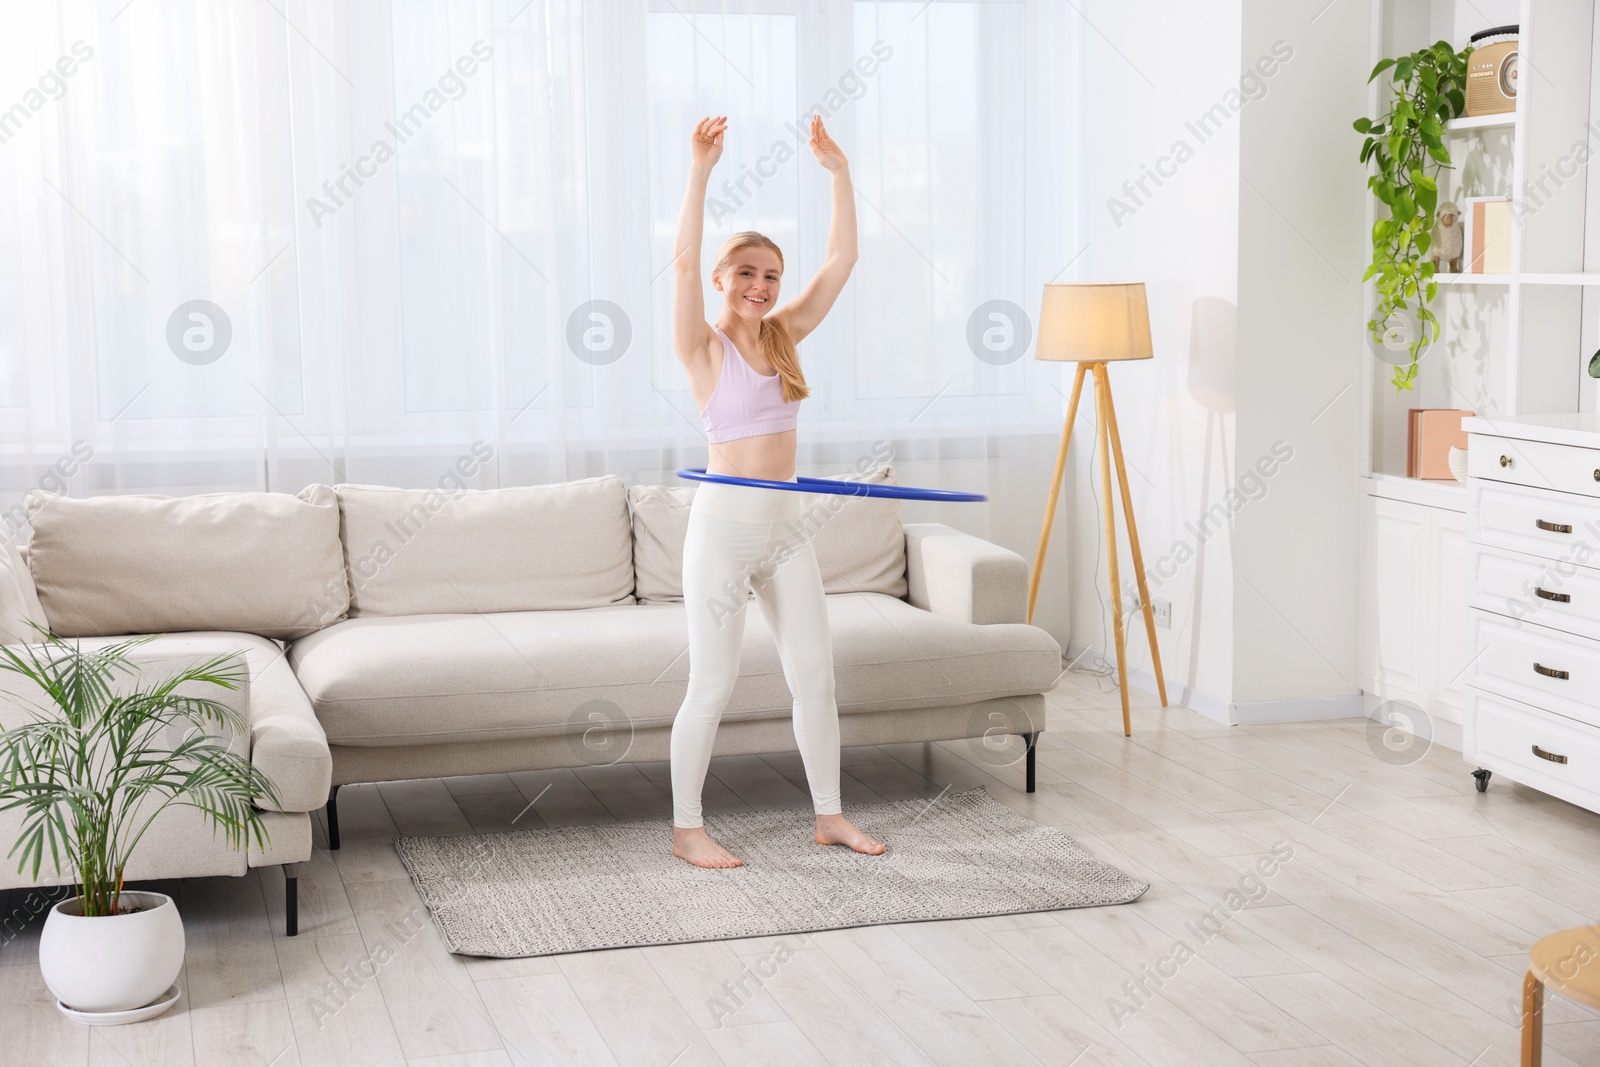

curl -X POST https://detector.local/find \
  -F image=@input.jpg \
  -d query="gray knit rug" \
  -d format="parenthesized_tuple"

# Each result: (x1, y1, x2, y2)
(393, 787, 1148, 958)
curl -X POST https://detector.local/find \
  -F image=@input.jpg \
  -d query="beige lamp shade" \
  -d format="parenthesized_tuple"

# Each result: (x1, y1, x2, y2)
(1035, 282, 1153, 363)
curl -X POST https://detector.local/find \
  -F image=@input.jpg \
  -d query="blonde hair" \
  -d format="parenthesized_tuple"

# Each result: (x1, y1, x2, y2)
(713, 232, 810, 403)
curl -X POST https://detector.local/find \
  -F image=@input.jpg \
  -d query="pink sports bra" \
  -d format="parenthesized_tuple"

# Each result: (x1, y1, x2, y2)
(699, 325, 800, 443)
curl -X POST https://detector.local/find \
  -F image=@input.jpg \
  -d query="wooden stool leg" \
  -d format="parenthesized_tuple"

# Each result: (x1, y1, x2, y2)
(1093, 364, 1131, 736)
(1522, 970, 1543, 1067)
(1100, 374, 1168, 707)
(1028, 364, 1089, 626)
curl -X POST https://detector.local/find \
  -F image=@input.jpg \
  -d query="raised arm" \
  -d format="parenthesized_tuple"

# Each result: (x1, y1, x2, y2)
(672, 117, 726, 364)
(774, 116, 859, 344)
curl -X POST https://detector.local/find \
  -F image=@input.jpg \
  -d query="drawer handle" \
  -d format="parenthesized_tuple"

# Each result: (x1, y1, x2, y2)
(1535, 587, 1572, 603)
(1533, 745, 1569, 765)
(1500, 454, 1514, 468)
(1533, 662, 1570, 680)
(1535, 519, 1573, 534)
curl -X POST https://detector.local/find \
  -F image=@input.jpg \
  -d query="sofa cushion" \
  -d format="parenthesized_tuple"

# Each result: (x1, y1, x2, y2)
(807, 467, 908, 598)
(287, 594, 1062, 747)
(25, 485, 347, 639)
(627, 484, 694, 604)
(628, 466, 907, 604)
(336, 477, 635, 617)
(0, 537, 47, 645)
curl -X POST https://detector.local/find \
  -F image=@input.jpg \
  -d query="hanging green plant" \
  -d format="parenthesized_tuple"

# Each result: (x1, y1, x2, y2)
(1355, 41, 1473, 393)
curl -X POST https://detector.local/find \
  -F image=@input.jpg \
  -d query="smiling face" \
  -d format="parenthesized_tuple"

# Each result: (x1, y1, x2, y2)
(713, 245, 783, 323)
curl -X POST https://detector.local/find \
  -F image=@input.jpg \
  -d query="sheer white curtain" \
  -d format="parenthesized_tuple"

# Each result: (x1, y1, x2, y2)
(1, 0, 1078, 538)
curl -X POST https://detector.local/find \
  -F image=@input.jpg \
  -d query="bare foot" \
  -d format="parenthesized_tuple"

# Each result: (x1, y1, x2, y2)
(814, 814, 886, 855)
(672, 826, 745, 869)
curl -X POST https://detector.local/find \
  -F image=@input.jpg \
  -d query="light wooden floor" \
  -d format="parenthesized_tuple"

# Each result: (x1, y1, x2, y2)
(2, 671, 1598, 1066)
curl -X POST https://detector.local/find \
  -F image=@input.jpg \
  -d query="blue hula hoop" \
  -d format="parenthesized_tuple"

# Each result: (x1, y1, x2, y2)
(675, 468, 987, 502)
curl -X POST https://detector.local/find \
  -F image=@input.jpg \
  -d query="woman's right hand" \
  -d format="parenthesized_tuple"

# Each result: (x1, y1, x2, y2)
(691, 116, 727, 169)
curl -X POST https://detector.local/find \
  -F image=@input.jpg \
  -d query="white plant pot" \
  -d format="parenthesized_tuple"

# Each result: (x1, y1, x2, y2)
(39, 891, 184, 1016)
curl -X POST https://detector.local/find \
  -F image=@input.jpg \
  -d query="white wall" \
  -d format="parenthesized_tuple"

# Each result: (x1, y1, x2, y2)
(1231, 0, 1370, 716)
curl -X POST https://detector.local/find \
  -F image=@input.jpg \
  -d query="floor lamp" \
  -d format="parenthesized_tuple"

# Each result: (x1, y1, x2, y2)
(1027, 282, 1168, 736)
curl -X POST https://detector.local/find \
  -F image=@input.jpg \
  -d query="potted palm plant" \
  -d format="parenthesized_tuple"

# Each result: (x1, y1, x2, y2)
(0, 630, 278, 1020)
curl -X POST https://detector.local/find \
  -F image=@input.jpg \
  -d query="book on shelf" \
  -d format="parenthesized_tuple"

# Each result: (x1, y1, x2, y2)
(1407, 409, 1473, 480)
(1463, 197, 1512, 274)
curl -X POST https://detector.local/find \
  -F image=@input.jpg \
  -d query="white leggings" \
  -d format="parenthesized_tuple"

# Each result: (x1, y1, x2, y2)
(670, 476, 841, 828)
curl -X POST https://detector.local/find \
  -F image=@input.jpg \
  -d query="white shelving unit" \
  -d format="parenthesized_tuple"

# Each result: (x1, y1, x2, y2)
(1359, 0, 1600, 742)
(1432, 273, 1512, 285)
(1520, 273, 1600, 285)
(1444, 113, 1518, 133)
(1359, 471, 1471, 509)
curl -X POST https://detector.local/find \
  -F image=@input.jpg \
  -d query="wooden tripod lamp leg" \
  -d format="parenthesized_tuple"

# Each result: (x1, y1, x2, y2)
(1100, 372, 1168, 707)
(1028, 363, 1089, 626)
(1093, 364, 1132, 736)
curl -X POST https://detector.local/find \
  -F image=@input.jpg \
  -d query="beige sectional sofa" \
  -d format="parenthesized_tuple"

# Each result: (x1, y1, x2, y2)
(1, 468, 1062, 933)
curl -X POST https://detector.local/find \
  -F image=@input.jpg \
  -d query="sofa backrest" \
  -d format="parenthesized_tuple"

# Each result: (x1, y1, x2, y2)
(15, 467, 904, 640)
(335, 476, 635, 617)
(628, 465, 909, 604)
(25, 485, 348, 639)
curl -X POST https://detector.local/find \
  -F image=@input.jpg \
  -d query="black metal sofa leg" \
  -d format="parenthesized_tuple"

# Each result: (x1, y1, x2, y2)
(326, 784, 341, 851)
(284, 863, 300, 937)
(1023, 732, 1036, 793)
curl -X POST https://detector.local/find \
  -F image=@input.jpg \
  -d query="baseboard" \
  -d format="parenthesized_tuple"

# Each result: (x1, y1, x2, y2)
(1063, 640, 1234, 726)
(1427, 716, 1464, 755)
(1360, 693, 1465, 755)
(1063, 641, 1373, 726)
(1231, 693, 1365, 724)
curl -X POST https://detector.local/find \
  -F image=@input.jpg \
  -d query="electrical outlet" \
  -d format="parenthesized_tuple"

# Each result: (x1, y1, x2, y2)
(1152, 598, 1171, 628)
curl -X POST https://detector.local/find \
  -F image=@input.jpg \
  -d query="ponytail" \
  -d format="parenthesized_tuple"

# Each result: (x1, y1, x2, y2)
(760, 315, 808, 403)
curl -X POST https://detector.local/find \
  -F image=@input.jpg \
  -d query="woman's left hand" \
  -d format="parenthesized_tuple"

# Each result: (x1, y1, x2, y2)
(808, 115, 848, 173)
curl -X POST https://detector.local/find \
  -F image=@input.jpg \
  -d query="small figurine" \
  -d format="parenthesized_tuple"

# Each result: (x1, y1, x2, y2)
(1431, 201, 1463, 274)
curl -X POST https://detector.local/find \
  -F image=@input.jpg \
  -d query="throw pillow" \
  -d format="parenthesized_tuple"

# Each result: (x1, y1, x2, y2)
(25, 485, 348, 639)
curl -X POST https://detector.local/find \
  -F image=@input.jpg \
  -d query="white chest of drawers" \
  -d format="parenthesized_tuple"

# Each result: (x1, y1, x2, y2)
(1462, 415, 1600, 813)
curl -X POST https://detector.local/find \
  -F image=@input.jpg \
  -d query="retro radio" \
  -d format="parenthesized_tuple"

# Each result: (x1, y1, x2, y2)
(1466, 25, 1518, 116)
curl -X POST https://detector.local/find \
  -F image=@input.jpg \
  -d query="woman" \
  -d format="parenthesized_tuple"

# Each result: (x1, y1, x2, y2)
(669, 114, 885, 868)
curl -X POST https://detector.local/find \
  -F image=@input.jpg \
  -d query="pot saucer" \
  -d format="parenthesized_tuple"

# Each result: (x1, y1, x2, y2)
(57, 984, 181, 1025)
